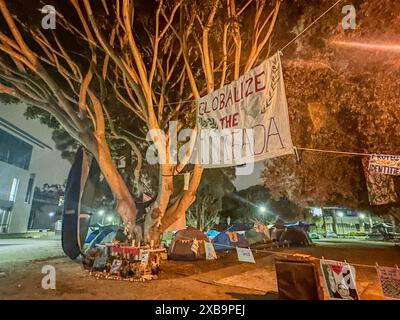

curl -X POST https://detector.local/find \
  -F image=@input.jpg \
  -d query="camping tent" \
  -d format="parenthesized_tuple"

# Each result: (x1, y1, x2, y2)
(206, 229, 220, 239)
(279, 228, 312, 246)
(212, 231, 249, 252)
(84, 225, 126, 253)
(225, 223, 253, 233)
(168, 227, 209, 260)
(245, 223, 270, 245)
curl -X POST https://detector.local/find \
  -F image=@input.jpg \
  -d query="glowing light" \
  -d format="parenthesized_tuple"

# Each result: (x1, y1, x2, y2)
(337, 211, 344, 218)
(106, 216, 113, 223)
(98, 209, 105, 216)
(359, 213, 366, 219)
(258, 206, 267, 214)
(49, 212, 55, 217)
(311, 207, 323, 217)
(331, 40, 400, 52)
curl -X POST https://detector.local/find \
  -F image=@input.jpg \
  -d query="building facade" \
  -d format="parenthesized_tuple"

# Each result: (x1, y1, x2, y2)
(0, 104, 70, 234)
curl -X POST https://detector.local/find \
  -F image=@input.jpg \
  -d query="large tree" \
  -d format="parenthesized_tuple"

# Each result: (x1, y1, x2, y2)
(0, 0, 282, 240)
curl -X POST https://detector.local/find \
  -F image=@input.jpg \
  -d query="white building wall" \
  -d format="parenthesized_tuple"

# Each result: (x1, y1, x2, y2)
(0, 161, 32, 233)
(0, 103, 70, 234)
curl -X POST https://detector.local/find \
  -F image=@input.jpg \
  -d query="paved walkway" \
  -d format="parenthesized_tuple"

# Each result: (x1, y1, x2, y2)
(0, 238, 64, 271)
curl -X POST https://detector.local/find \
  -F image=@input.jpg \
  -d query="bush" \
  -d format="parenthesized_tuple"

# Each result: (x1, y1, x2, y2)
(346, 232, 367, 237)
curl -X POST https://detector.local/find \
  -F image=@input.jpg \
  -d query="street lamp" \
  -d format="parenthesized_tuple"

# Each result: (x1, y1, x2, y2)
(258, 206, 267, 214)
(359, 213, 366, 232)
(48, 212, 55, 230)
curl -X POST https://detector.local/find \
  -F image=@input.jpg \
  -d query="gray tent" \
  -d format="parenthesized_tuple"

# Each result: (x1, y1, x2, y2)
(279, 228, 313, 246)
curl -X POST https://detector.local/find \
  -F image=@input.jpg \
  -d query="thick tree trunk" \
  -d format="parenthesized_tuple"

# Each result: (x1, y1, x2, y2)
(92, 135, 137, 236)
(143, 163, 174, 242)
(160, 165, 204, 232)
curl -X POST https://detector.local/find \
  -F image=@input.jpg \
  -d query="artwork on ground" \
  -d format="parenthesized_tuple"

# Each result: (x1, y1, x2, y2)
(376, 266, 400, 299)
(110, 259, 122, 274)
(320, 259, 359, 300)
(140, 252, 149, 265)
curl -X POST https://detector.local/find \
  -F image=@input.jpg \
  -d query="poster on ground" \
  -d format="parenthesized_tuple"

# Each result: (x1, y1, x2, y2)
(362, 157, 398, 205)
(197, 52, 294, 168)
(320, 259, 359, 300)
(376, 266, 400, 299)
(110, 259, 122, 274)
(368, 154, 400, 176)
(204, 242, 217, 260)
(236, 247, 255, 264)
(140, 252, 149, 266)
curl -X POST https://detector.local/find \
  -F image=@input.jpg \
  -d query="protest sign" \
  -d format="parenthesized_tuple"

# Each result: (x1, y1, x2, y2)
(197, 52, 293, 168)
(236, 247, 256, 264)
(376, 266, 400, 299)
(320, 259, 359, 300)
(369, 154, 400, 175)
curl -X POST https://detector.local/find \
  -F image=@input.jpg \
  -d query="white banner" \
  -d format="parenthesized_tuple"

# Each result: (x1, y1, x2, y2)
(369, 154, 400, 175)
(197, 52, 293, 168)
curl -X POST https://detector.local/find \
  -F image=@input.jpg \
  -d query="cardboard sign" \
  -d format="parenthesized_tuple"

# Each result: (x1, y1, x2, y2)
(320, 259, 359, 300)
(110, 259, 122, 274)
(236, 247, 255, 263)
(204, 242, 217, 260)
(376, 266, 400, 299)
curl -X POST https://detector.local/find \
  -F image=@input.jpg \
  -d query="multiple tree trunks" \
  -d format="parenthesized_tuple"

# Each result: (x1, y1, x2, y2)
(0, 0, 281, 241)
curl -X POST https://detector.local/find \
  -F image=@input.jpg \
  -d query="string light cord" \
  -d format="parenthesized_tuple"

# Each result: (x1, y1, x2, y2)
(295, 147, 375, 157)
(280, 0, 345, 52)
(175, 234, 397, 270)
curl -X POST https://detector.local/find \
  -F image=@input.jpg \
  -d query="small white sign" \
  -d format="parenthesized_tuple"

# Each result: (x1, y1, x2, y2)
(110, 259, 122, 274)
(236, 247, 255, 263)
(205, 242, 217, 260)
(140, 252, 149, 265)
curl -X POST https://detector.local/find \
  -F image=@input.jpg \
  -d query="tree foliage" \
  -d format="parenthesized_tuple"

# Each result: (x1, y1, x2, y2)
(262, 0, 400, 218)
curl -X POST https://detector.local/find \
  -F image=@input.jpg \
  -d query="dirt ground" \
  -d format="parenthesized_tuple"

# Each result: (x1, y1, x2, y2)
(1, 241, 400, 300)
